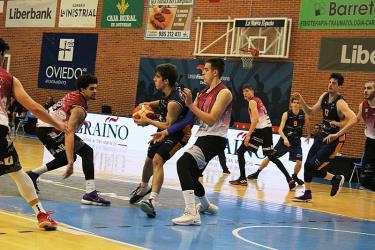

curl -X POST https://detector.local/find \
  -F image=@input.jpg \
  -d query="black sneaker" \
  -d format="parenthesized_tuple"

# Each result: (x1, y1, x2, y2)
(292, 174, 304, 186)
(330, 175, 345, 197)
(129, 184, 151, 204)
(26, 171, 40, 193)
(222, 169, 231, 175)
(292, 192, 312, 202)
(247, 172, 259, 180)
(139, 199, 156, 218)
(288, 179, 296, 190)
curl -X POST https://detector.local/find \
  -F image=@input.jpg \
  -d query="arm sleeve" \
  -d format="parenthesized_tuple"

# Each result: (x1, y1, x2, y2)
(167, 110, 194, 135)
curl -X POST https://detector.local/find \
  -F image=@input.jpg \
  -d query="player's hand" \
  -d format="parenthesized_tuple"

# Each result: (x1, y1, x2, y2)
(133, 114, 149, 126)
(149, 130, 168, 144)
(291, 92, 302, 101)
(62, 163, 74, 179)
(323, 133, 338, 144)
(329, 120, 339, 128)
(283, 138, 291, 147)
(182, 88, 193, 107)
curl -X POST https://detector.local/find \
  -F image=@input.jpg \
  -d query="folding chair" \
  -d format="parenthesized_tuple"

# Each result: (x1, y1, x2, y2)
(15, 111, 33, 135)
(349, 154, 364, 185)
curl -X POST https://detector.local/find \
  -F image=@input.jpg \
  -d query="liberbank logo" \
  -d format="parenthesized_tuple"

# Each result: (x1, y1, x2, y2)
(319, 37, 375, 72)
(8, 8, 52, 19)
(5, 0, 57, 27)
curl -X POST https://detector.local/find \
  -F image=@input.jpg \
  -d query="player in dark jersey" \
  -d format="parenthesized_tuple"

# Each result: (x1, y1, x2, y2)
(247, 97, 310, 189)
(0, 38, 67, 230)
(26, 75, 111, 206)
(292, 73, 357, 202)
(129, 63, 191, 218)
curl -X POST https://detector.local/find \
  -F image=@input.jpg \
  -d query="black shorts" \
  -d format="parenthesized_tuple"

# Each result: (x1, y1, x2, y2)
(305, 132, 345, 169)
(185, 135, 227, 169)
(273, 137, 302, 161)
(147, 126, 192, 162)
(0, 125, 21, 176)
(364, 137, 375, 165)
(247, 127, 275, 156)
(36, 127, 86, 157)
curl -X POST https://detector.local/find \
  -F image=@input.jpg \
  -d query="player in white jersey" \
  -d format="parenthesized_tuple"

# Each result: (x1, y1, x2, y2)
(0, 38, 67, 230)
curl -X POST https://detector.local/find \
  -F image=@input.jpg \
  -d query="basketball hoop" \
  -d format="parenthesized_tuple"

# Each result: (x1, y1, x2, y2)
(239, 47, 259, 69)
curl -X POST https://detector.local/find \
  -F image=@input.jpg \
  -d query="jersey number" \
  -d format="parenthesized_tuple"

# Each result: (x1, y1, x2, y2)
(324, 109, 329, 116)
(293, 121, 298, 127)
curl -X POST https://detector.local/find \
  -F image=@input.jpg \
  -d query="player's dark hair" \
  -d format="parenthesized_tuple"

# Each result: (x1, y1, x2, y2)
(330, 73, 344, 86)
(206, 57, 225, 78)
(242, 84, 254, 91)
(76, 74, 98, 90)
(156, 63, 178, 87)
(0, 38, 10, 56)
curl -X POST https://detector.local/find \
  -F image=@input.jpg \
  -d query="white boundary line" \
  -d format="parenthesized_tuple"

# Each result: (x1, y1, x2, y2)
(232, 225, 375, 249)
(0, 210, 149, 250)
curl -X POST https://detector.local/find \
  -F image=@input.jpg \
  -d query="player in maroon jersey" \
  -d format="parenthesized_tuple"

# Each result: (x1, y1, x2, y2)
(27, 75, 111, 206)
(0, 38, 67, 230)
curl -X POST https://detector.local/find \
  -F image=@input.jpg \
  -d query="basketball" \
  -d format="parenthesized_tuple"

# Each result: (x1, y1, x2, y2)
(132, 104, 155, 120)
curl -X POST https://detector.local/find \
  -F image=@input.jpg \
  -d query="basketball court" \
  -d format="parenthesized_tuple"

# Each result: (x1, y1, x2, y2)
(0, 136, 373, 250)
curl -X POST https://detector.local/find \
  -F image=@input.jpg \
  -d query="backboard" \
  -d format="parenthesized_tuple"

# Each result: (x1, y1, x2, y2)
(193, 17, 292, 59)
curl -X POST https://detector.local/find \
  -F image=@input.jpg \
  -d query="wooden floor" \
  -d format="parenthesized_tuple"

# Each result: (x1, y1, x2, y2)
(0, 136, 373, 249)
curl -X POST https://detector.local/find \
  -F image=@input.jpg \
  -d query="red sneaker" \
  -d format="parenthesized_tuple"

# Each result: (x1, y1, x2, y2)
(37, 211, 57, 230)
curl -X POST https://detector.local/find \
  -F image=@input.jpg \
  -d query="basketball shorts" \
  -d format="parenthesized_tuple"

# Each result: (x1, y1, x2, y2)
(273, 137, 302, 161)
(247, 127, 275, 156)
(0, 125, 21, 176)
(36, 127, 86, 157)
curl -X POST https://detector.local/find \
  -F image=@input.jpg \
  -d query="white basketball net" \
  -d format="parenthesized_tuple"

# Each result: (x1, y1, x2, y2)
(241, 56, 254, 69)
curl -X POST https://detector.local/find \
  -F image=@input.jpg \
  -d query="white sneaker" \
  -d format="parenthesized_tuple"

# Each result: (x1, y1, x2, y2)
(172, 209, 201, 226)
(196, 203, 219, 214)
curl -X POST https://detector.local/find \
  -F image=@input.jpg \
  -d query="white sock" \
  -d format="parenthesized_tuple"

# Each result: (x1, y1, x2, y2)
(198, 195, 210, 209)
(149, 192, 158, 206)
(182, 190, 196, 214)
(9, 170, 46, 214)
(32, 164, 48, 175)
(31, 202, 46, 214)
(85, 179, 95, 193)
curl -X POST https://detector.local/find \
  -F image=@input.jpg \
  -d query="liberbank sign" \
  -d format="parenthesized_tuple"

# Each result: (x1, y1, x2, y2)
(5, 0, 57, 27)
(299, 0, 375, 29)
(319, 37, 375, 72)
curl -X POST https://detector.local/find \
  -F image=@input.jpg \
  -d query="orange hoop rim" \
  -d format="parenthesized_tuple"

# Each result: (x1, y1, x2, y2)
(239, 47, 260, 57)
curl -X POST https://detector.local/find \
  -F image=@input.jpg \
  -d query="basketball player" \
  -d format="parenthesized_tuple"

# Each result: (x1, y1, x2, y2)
(172, 58, 232, 226)
(129, 63, 191, 218)
(292, 73, 357, 202)
(325, 81, 375, 191)
(0, 38, 65, 229)
(229, 85, 292, 188)
(26, 74, 111, 206)
(247, 97, 310, 188)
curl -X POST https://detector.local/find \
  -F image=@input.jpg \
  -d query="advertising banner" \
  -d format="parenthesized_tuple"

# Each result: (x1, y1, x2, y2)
(136, 58, 294, 126)
(38, 33, 98, 90)
(299, 0, 375, 29)
(5, 0, 57, 27)
(43, 114, 311, 180)
(101, 0, 143, 28)
(59, 0, 98, 28)
(319, 37, 375, 72)
(145, 0, 194, 40)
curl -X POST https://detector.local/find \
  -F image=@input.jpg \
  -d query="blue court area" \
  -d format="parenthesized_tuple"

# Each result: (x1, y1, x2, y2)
(0, 190, 374, 250)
